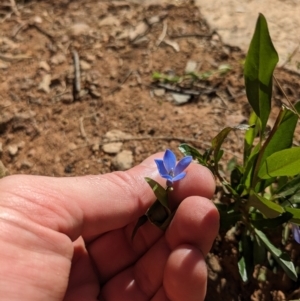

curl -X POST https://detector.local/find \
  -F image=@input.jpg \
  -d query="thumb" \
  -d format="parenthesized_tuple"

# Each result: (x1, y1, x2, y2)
(0, 153, 215, 241)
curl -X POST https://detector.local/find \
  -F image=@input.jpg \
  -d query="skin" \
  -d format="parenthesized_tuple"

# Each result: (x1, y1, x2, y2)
(0, 153, 219, 301)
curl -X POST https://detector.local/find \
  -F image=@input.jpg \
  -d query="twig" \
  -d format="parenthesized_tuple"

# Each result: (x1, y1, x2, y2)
(169, 33, 212, 39)
(156, 20, 168, 47)
(273, 75, 300, 118)
(109, 70, 133, 94)
(280, 42, 300, 68)
(0, 53, 31, 61)
(79, 117, 87, 139)
(79, 114, 98, 141)
(9, 0, 20, 17)
(12, 22, 55, 41)
(72, 50, 81, 99)
(30, 23, 54, 41)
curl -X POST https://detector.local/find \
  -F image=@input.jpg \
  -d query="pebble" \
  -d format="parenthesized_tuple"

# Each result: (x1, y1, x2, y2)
(38, 74, 51, 93)
(112, 150, 133, 171)
(80, 60, 91, 71)
(102, 142, 123, 154)
(171, 93, 191, 105)
(39, 61, 51, 71)
(50, 53, 66, 65)
(68, 23, 90, 36)
(8, 144, 18, 156)
(185, 60, 198, 73)
(60, 93, 73, 104)
(103, 129, 132, 142)
(153, 88, 165, 97)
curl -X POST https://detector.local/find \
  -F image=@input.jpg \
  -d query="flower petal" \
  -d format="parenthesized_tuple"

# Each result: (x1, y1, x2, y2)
(163, 149, 176, 173)
(174, 156, 192, 176)
(172, 172, 186, 182)
(292, 224, 300, 244)
(154, 159, 168, 177)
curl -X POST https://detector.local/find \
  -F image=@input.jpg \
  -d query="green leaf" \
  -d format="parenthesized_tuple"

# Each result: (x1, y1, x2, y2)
(258, 148, 300, 179)
(244, 13, 279, 131)
(248, 190, 284, 218)
(178, 144, 205, 164)
(250, 211, 293, 229)
(145, 178, 169, 208)
(253, 234, 266, 265)
(242, 143, 260, 190)
(284, 206, 300, 224)
(257, 104, 300, 172)
(211, 127, 233, 165)
(238, 231, 254, 282)
(146, 199, 171, 229)
(275, 174, 300, 198)
(131, 215, 148, 240)
(254, 228, 298, 281)
(244, 111, 260, 164)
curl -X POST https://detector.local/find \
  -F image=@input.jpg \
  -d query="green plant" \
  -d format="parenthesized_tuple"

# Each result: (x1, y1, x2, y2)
(179, 13, 300, 282)
(140, 13, 300, 283)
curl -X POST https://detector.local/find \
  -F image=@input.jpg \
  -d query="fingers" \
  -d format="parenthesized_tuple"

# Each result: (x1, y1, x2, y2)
(164, 245, 207, 301)
(166, 196, 219, 256)
(97, 196, 218, 300)
(0, 153, 215, 242)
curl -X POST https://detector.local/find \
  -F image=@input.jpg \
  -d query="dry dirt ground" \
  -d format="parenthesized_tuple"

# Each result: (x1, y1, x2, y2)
(1, 1, 300, 300)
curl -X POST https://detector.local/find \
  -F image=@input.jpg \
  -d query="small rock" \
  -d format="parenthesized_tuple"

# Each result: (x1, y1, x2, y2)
(102, 142, 123, 154)
(171, 93, 191, 105)
(33, 16, 43, 23)
(129, 21, 149, 41)
(38, 74, 51, 93)
(99, 15, 120, 27)
(146, 15, 161, 25)
(0, 160, 7, 178)
(50, 53, 66, 65)
(112, 150, 133, 171)
(39, 61, 51, 72)
(103, 129, 132, 142)
(68, 23, 90, 36)
(8, 144, 18, 156)
(60, 93, 73, 104)
(185, 60, 198, 73)
(153, 88, 165, 97)
(206, 253, 222, 273)
(68, 142, 77, 151)
(85, 54, 96, 62)
(0, 61, 9, 69)
(80, 60, 91, 71)
(20, 160, 33, 169)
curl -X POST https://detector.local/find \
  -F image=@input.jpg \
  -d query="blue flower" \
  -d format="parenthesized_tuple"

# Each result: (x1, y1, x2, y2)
(292, 223, 300, 244)
(154, 149, 192, 187)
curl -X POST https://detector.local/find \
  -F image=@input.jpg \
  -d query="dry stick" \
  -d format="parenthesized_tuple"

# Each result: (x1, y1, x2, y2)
(9, 0, 20, 17)
(169, 33, 212, 39)
(280, 42, 300, 69)
(156, 20, 168, 47)
(273, 75, 300, 118)
(72, 50, 81, 99)
(79, 113, 98, 140)
(0, 53, 31, 61)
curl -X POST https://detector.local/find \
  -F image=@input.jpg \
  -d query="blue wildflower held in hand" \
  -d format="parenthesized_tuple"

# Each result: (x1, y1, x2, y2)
(292, 223, 300, 244)
(155, 149, 192, 187)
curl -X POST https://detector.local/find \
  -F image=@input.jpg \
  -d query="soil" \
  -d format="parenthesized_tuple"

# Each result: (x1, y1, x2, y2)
(1, 1, 300, 300)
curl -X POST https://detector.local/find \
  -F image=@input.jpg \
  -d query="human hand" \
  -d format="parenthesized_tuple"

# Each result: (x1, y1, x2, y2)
(0, 153, 218, 301)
